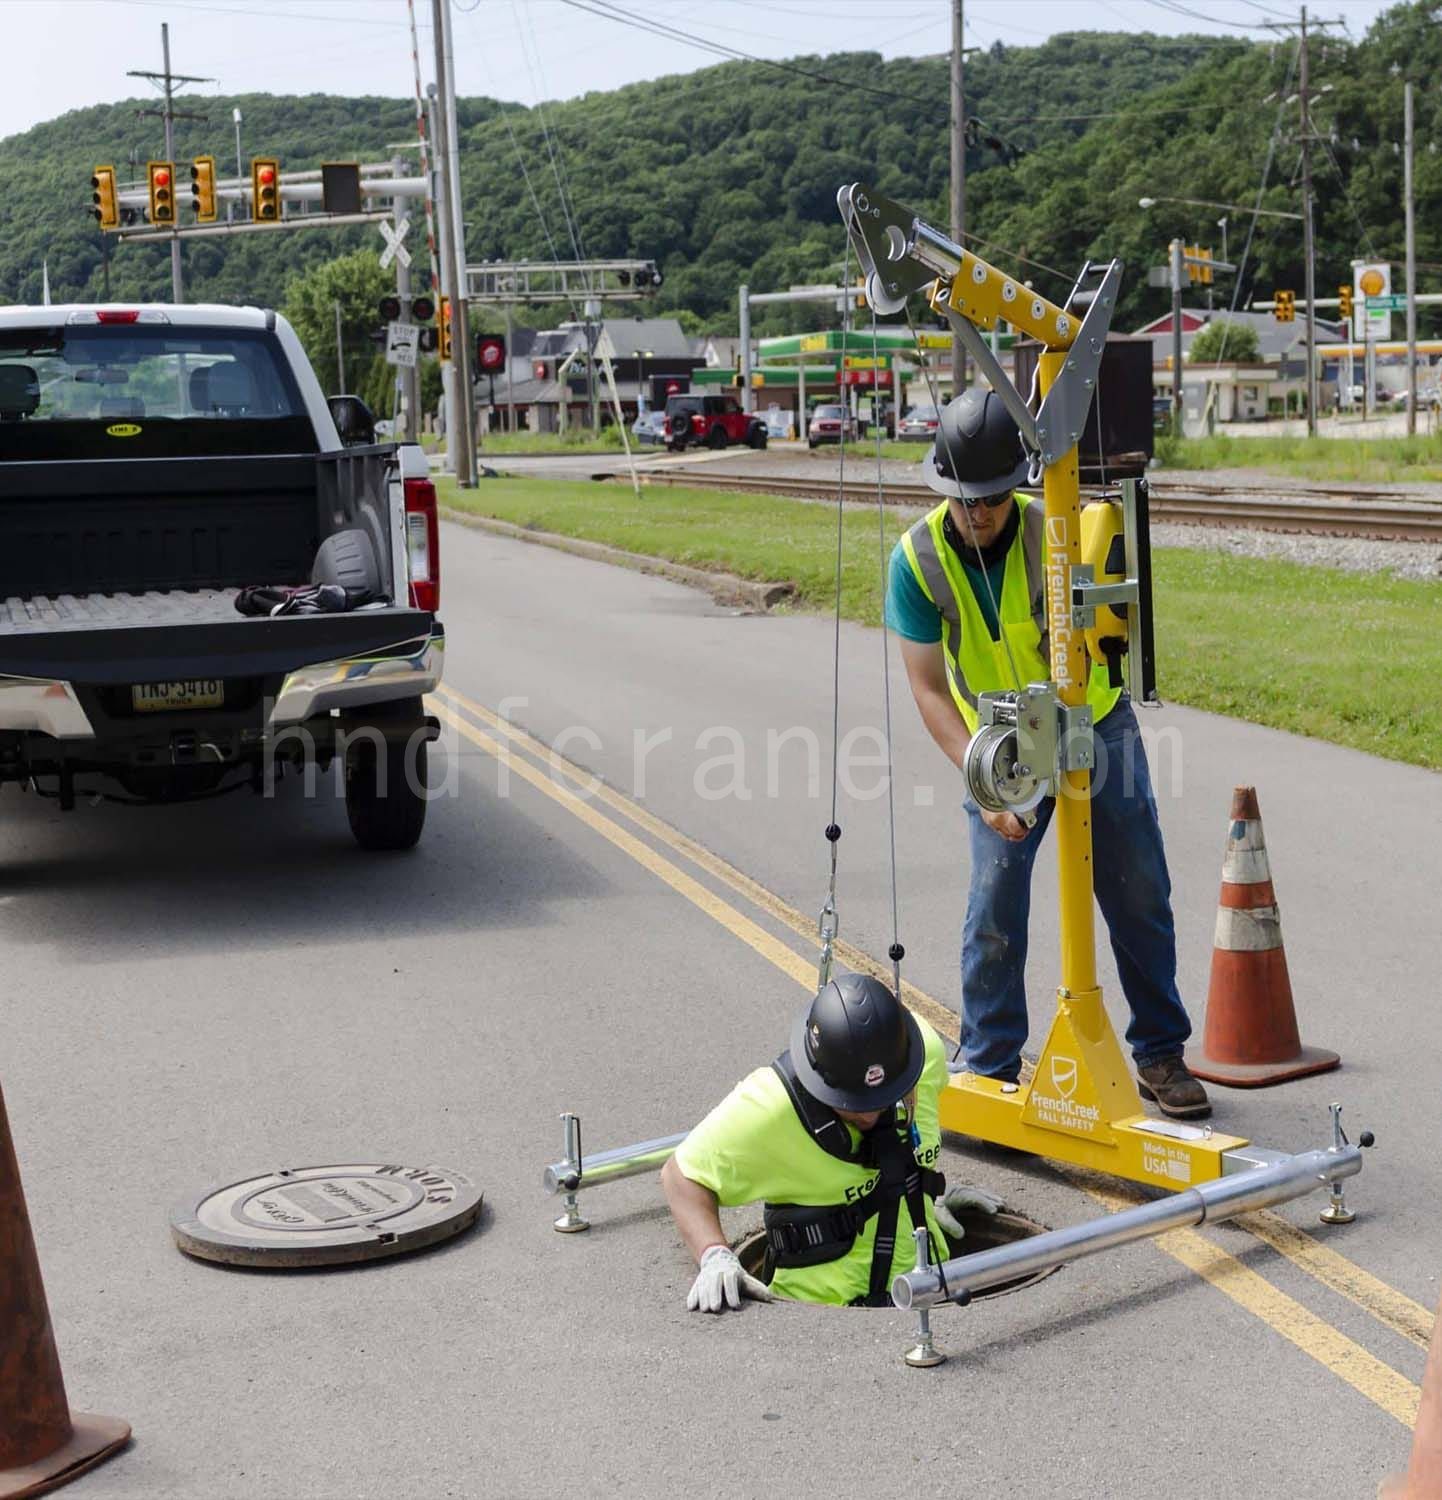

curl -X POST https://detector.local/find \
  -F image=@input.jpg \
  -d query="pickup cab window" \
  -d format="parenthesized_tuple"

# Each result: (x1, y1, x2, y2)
(0, 324, 315, 460)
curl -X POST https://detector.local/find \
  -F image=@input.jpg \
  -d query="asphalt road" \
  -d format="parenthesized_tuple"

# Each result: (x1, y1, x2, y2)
(4, 517, 1439, 1497)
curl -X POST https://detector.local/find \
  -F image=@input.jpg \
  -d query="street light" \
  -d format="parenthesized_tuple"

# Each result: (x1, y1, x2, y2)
(1139, 194, 1301, 222)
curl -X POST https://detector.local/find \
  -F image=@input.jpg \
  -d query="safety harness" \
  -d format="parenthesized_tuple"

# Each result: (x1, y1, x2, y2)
(764, 1051, 946, 1307)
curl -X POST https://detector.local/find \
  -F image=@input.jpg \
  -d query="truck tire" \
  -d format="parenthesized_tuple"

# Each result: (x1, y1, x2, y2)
(345, 722, 428, 851)
(707, 426, 728, 450)
(747, 425, 768, 450)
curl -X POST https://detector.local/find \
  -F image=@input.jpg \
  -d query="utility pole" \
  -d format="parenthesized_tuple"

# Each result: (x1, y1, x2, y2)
(433, 0, 476, 485)
(426, 85, 456, 468)
(1170, 237, 1185, 435)
(128, 23, 210, 303)
(393, 155, 420, 443)
(1405, 78, 1417, 436)
(949, 0, 965, 399)
(1263, 8, 1344, 438)
(334, 299, 345, 395)
(1298, 5, 1317, 436)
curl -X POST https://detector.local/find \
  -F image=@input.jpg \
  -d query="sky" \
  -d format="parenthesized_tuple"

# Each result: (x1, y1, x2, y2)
(0, 0, 1400, 142)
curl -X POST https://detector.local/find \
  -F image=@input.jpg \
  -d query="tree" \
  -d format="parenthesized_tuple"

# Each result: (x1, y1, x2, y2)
(1189, 319, 1261, 365)
(282, 248, 394, 405)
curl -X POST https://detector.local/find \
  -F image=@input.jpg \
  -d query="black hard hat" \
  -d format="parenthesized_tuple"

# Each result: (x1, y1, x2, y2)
(789, 973, 924, 1113)
(924, 388, 1030, 500)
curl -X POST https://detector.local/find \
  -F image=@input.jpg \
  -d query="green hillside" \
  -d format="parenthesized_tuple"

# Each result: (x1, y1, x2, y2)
(1, 4, 1437, 336)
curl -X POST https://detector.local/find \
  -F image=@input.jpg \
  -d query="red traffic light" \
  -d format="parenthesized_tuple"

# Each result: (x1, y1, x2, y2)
(153, 168, 170, 188)
(476, 334, 506, 372)
(412, 295, 435, 323)
(257, 165, 276, 186)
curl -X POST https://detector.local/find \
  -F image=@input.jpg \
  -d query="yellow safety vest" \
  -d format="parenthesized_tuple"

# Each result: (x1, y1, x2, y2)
(899, 493, 1122, 733)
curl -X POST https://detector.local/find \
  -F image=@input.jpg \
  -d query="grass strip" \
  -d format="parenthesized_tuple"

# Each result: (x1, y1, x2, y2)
(1156, 432, 1442, 484)
(439, 475, 1442, 770)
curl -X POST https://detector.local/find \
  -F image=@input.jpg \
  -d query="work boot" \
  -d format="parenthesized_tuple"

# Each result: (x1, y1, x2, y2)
(1137, 1057, 1211, 1120)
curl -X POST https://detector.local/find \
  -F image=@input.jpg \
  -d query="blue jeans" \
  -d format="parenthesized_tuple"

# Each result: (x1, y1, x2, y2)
(959, 698, 1192, 1080)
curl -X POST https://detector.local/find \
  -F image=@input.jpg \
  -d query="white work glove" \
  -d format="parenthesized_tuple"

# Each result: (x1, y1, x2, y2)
(685, 1244, 775, 1314)
(933, 1184, 1007, 1244)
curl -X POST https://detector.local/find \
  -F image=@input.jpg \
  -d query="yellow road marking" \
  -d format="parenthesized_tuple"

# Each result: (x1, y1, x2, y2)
(1236, 1210, 1434, 1352)
(436, 684, 958, 1040)
(435, 685, 1424, 1425)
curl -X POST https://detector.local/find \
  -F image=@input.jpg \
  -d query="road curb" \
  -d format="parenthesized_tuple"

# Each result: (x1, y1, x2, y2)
(440, 507, 796, 611)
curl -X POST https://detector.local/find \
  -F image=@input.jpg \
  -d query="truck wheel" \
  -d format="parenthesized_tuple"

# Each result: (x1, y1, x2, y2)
(346, 731, 428, 851)
(707, 426, 728, 450)
(747, 425, 768, 450)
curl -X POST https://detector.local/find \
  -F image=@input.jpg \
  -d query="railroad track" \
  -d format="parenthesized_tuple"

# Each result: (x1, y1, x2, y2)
(607, 469, 1442, 543)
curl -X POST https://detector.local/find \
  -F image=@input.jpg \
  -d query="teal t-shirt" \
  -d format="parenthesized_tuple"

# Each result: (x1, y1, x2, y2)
(886, 536, 1005, 643)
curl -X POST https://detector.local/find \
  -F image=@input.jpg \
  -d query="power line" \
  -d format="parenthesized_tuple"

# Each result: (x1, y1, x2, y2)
(556, 0, 947, 113)
(1143, 0, 1270, 27)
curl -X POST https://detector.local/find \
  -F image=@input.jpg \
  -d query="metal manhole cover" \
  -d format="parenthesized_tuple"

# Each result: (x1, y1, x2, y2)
(171, 1163, 483, 1268)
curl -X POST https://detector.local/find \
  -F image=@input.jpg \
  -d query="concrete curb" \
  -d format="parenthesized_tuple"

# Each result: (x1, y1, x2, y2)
(440, 507, 796, 611)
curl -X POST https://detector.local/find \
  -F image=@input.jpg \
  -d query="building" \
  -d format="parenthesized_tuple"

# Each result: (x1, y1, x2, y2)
(476, 317, 697, 433)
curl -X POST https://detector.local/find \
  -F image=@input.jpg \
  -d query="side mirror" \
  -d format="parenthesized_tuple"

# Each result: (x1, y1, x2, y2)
(328, 394, 376, 448)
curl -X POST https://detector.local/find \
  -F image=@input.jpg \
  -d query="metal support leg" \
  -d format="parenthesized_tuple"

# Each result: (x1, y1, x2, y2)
(553, 1113, 590, 1234)
(1319, 1102, 1359, 1225)
(903, 1226, 947, 1368)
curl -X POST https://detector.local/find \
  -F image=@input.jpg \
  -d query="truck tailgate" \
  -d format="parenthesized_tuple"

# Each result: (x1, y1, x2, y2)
(0, 600, 435, 685)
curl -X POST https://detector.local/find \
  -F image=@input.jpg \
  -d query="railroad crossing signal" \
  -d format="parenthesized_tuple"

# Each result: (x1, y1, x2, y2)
(413, 295, 435, 323)
(147, 161, 176, 226)
(377, 217, 412, 272)
(190, 156, 217, 223)
(1338, 284, 1354, 320)
(438, 296, 452, 362)
(90, 165, 119, 231)
(1273, 289, 1296, 323)
(251, 157, 280, 222)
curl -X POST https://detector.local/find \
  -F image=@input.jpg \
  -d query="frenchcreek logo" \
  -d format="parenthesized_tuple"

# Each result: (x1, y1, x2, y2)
(1028, 1052, 1100, 1131)
(106, 423, 142, 437)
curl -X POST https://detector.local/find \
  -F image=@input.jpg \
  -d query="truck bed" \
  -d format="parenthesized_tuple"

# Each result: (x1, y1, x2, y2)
(2, 588, 243, 635)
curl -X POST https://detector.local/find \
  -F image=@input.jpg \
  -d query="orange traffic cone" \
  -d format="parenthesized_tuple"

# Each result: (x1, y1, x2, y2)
(1, 1079, 129, 1498)
(1187, 786, 1340, 1088)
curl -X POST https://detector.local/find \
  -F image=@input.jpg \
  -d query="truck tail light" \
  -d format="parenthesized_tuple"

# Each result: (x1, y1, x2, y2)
(404, 477, 440, 613)
(691, 414, 705, 432)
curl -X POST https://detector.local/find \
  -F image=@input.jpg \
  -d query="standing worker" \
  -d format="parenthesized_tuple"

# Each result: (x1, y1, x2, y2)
(885, 389, 1209, 1119)
(661, 973, 1003, 1311)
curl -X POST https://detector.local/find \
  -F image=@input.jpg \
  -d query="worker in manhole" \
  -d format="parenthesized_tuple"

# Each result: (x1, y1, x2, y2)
(661, 973, 1002, 1311)
(886, 388, 1209, 1119)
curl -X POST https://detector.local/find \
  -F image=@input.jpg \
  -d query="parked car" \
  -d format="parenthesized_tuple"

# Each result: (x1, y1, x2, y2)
(631, 409, 667, 445)
(663, 393, 767, 451)
(807, 404, 860, 448)
(0, 303, 444, 850)
(897, 402, 941, 442)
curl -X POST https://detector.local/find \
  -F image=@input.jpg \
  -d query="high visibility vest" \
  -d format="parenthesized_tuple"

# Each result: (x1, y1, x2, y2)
(899, 493, 1122, 733)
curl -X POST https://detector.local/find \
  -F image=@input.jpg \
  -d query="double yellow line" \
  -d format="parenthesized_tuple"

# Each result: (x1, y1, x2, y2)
(433, 683, 1429, 1429)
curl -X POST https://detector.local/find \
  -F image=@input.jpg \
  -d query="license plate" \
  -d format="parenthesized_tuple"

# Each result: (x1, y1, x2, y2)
(131, 679, 224, 713)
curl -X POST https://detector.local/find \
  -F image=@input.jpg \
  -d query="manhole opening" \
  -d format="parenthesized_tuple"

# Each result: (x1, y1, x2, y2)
(735, 1206, 1057, 1304)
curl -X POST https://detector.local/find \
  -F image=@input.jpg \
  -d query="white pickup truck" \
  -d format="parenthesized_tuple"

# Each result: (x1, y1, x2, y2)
(0, 304, 444, 850)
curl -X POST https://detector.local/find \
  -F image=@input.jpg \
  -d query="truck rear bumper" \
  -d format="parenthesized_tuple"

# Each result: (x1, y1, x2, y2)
(0, 622, 445, 743)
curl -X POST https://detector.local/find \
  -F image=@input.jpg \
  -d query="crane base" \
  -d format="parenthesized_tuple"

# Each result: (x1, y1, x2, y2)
(940, 986, 1250, 1190)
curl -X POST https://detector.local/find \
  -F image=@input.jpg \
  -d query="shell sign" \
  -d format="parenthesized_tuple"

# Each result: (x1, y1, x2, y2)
(1352, 263, 1391, 337)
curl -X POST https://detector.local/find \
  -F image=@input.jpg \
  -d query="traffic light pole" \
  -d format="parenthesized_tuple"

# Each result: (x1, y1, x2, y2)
(393, 157, 420, 445)
(1170, 237, 1184, 436)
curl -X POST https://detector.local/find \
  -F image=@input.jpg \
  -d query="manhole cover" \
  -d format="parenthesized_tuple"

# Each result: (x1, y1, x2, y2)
(171, 1163, 483, 1268)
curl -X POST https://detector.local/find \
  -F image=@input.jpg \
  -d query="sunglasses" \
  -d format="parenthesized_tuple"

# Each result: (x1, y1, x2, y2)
(959, 489, 1013, 510)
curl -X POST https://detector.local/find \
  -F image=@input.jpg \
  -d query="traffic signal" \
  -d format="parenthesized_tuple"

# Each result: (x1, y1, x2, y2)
(475, 334, 506, 374)
(379, 295, 401, 324)
(190, 155, 217, 223)
(147, 160, 176, 226)
(438, 296, 452, 362)
(418, 327, 438, 354)
(1273, 289, 1295, 323)
(1338, 284, 1353, 320)
(90, 165, 119, 230)
(412, 294, 435, 323)
(251, 157, 280, 222)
